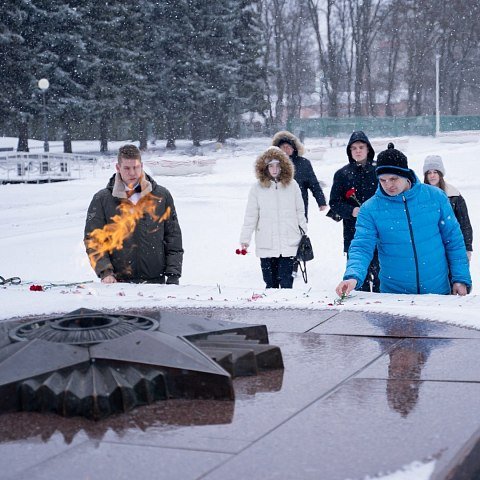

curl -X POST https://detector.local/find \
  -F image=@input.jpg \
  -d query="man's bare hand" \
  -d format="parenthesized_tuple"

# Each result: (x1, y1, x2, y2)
(101, 274, 117, 284)
(319, 205, 327, 212)
(352, 207, 360, 217)
(452, 282, 467, 296)
(335, 279, 357, 297)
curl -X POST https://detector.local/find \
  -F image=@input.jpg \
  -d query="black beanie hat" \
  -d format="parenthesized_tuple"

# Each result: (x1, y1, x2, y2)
(376, 143, 415, 182)
(277, 137, 296, 151)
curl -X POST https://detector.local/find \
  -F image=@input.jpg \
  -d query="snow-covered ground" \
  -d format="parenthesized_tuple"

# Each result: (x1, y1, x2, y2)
(1, 134, 479, 330)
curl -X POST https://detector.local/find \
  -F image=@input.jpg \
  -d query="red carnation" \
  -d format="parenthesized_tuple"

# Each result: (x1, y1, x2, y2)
(235, 248, 248, 255)
(29, 284, 44, 292)
(345, 187, 361, 206)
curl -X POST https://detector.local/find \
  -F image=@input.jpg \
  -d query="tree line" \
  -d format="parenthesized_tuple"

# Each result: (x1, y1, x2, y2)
(0, 0, 479, 152)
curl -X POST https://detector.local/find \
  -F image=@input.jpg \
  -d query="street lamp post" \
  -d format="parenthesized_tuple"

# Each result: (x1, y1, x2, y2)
(38, 78, 50, 152)
(435, 54, 440, 136)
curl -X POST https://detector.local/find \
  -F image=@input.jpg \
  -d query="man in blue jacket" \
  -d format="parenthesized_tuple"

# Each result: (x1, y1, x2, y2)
(336, 143, 471, 297)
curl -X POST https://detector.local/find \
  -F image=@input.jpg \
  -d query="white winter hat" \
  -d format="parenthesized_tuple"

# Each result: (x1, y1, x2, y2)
(423, 155, 445, 175)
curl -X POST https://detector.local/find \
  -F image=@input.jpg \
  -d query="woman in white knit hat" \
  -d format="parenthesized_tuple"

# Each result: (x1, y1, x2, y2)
(423, 155, 473, 261)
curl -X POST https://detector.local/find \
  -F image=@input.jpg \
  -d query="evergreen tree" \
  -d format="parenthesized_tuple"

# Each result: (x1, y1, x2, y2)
(151, 0, 195, 149)
(0, 1, 40, 151)
(80, 0, 145, 152)
(30, 0, 89, 152)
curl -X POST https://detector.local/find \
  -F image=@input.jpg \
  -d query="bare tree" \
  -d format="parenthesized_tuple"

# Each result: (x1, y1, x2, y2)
(382, 1, 403, 116)
(402, 1, 438, 116)
(272, 0, 287, 126)
(283, 1, 316, 122)
(307, 0, 348, 117)
(348, 0, 386, 116)
(260, 0, 277, 130)
(437, 0, 480, 115)
(260, 0, 316, 127)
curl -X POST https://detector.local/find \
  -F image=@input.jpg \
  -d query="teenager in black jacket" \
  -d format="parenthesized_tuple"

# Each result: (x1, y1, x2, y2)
(328, 131, 380, 292)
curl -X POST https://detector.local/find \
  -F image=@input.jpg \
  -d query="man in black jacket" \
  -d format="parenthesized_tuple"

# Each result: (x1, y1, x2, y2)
(84, 144, 183, 284)
(272, 130, 327, 220)
(328, 131, 380, 292)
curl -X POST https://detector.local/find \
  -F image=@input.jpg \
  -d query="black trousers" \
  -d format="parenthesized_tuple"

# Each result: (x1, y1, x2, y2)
(260, 256, 296, 289)
(346, 249, 380, 293)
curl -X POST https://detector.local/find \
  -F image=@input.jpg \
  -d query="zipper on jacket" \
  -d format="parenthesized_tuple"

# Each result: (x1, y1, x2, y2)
(403, 195, 420, 294)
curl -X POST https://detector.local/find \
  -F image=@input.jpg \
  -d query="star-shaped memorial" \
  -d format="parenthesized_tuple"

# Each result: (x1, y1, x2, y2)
(0, 308, 283, 420)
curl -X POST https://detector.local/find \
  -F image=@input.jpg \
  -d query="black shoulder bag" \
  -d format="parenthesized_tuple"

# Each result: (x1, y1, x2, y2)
(296, 226, 314, 283)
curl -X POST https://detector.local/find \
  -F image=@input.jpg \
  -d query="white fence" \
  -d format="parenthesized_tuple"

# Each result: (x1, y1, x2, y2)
(0, 152, 99, 183)
(145, 157, 216, 176)
(437, 130, 480, 144)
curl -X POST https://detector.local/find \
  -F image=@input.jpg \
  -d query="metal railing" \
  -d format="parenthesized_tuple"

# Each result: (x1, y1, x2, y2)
(0, 152, 99, 184)
(287, 115, 480, 138)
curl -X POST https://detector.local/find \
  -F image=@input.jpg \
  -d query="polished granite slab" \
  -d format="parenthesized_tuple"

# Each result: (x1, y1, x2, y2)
(139, 307, 338, 334)
(0, 333, 398, 457)
(358, 337, 480, 382)
(1, 308, 480, 480)
(202, 379, 480, 480)
(309, 309, 480, 338)
(143, 306, 480, 339)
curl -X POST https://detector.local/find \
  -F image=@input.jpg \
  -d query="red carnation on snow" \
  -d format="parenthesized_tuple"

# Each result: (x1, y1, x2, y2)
(236, 248, 248, 255)
(345, 187, 361, 206)
(29, 284, 44, 292)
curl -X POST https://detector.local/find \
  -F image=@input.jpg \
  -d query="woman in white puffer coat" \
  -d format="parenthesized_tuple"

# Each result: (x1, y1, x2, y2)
(240, 146, 307, 288)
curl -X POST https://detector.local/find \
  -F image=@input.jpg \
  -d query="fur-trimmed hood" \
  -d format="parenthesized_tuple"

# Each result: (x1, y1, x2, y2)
(271, 130, 304, 157)
(445, 182, 461, 197)
(255, 146, 294, 187)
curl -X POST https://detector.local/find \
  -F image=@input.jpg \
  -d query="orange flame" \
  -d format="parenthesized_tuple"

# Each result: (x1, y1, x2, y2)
(86, 195, 171, 270)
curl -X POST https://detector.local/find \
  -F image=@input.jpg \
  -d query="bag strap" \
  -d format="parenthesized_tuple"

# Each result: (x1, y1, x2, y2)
(297, 260, 308, 283)
(297, 226, 308, 283)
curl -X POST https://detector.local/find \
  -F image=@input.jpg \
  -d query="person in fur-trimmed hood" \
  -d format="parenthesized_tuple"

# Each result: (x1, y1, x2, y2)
(272, 130, 327, 220)
(84, 144, 183, 284)
(423, 155, 473, 260)
(239, 146, 307, 288)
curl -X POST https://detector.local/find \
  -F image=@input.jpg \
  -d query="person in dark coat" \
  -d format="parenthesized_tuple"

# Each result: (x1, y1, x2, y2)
(84, 144, 183, 284)
(327, 131, 380, 292)
(271, 130, 327, 220)
(423, 155, 473, 262)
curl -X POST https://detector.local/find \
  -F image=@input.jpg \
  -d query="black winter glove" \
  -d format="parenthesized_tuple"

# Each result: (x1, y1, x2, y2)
(166, 276, 180, 285)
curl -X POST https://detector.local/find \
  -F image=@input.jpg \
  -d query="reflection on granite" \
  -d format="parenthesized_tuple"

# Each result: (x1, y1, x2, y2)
(386, 343, 428, 417)
(0, 370, 285, 446)
(233, 369, 284, 397)
(0, 399, 235, 445)
(310, 309, 480, 338)
(129, 307, 337, 334)
(201, 380, 480, 480)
